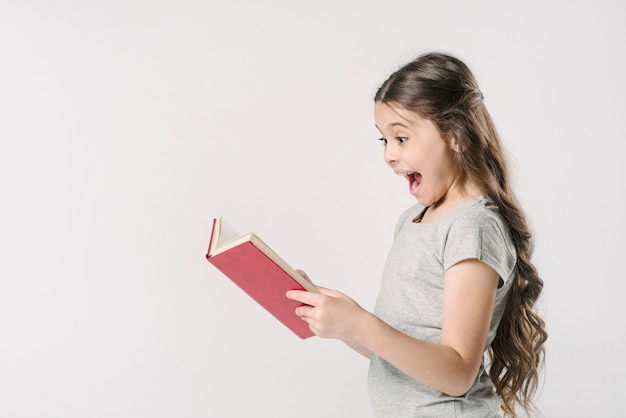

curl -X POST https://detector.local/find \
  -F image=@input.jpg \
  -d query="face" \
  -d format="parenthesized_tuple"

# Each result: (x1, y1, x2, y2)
(374, 101, 463, 207)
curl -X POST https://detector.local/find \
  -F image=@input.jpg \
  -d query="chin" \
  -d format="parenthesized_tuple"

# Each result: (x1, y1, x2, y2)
(415, 194, 439, 208)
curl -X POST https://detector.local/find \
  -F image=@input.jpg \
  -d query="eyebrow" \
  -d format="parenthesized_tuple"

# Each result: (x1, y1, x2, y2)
(375, 121, 411, 131)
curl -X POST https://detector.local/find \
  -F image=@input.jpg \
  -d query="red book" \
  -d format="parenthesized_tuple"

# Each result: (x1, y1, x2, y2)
(206, 217, 316, 339)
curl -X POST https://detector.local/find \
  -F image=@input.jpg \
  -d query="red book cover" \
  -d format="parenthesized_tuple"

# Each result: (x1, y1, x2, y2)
(206, 218, 315, 339)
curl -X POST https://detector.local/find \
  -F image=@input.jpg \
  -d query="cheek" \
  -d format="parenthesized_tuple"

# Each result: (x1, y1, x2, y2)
(432, 147, 459, 173)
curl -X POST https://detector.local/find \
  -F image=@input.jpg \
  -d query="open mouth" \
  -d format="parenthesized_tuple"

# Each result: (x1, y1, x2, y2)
(406, 172, 422, 194)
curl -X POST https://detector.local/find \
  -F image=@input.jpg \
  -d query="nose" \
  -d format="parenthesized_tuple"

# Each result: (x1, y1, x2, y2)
(384, 143, 397, 167)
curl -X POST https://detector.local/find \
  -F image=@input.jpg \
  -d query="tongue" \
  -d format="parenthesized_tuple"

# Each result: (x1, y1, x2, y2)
(409, 173, 422, 193)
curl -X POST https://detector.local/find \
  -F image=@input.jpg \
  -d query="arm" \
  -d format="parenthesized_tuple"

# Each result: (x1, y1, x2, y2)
(342, 338, 371, 359)
(287, 258, 498, 396)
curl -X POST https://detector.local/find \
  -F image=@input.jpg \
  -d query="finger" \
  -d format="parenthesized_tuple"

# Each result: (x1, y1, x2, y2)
(295, 305, 315, 318)
(286, 289, 320, 306)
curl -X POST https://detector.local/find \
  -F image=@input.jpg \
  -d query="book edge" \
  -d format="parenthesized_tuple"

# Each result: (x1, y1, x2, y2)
(206, 218, 218, 258)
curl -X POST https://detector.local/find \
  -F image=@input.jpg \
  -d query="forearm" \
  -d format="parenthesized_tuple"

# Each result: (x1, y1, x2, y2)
(342, 338, 371, 359)
(355, 311, 479, 396)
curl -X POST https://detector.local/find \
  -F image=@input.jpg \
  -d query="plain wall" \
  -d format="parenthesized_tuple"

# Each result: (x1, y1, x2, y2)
(1, 1, 624, 417)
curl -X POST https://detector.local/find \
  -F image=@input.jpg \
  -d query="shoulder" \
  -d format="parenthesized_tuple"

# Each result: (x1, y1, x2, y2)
(449, 198, 510, 237)
(444, 197, 517, 281)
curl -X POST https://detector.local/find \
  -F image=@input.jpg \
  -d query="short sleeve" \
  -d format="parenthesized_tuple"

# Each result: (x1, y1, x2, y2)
(442, 210, 516, 284)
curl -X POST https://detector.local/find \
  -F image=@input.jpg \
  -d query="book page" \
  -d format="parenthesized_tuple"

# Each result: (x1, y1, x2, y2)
(217, 217, 242, 247)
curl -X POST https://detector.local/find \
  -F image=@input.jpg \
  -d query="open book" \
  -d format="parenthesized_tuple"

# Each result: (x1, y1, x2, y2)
(206, 217, 317, 339)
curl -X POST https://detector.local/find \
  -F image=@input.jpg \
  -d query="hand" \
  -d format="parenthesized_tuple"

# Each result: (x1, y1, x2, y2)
(286, 285, 366, 340)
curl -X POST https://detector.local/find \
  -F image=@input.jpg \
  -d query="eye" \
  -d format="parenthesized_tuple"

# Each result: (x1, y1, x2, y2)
(378, 137, 387, 145)
(397, 137, 408, 143)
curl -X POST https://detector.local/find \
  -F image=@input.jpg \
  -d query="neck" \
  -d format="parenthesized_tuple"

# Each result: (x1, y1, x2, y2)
(422, 182, 484, 223)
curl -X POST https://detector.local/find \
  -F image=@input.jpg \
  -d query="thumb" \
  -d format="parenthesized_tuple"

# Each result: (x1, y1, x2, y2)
(296, 269, 313, 284)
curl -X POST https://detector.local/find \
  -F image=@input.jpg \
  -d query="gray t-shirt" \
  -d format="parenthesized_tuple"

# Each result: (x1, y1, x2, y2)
(368, 197, 516, 418)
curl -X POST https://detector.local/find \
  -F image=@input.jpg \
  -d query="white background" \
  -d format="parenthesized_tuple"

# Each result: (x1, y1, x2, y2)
(1, 1, 624, 417)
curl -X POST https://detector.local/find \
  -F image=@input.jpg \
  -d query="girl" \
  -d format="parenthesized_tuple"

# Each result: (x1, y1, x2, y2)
(287, 52, 547, 417)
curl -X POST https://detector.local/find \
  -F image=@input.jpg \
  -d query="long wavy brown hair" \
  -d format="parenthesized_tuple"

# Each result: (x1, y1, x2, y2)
(375, 51, 547, 417)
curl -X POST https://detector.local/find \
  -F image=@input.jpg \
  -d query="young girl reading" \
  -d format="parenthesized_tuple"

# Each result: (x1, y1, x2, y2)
(287, 52, 547, 417)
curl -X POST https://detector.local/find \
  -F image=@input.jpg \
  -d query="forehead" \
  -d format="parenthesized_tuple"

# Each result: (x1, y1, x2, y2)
(374, 101, 430, 131)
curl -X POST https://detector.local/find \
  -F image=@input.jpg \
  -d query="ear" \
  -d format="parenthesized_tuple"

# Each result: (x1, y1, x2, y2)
(449, 136, 462, 153)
